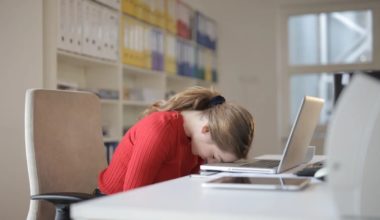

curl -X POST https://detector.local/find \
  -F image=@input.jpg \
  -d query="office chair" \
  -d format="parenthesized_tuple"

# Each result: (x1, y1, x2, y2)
(325, 74, 380, 218)
(25, 89, 107, 220)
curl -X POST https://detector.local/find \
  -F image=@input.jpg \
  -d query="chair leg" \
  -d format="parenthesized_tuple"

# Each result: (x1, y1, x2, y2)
(55, 204, 70, 220)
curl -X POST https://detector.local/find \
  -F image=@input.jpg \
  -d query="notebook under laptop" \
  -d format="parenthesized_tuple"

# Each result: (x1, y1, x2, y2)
(200, 96, 324, 174)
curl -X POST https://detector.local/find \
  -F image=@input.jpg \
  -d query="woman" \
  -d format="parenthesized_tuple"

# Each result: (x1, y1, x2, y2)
(98, 86, 255, 194)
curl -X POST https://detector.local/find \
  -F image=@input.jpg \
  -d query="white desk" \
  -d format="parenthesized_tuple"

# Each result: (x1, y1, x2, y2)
(71, 156, 339, 220)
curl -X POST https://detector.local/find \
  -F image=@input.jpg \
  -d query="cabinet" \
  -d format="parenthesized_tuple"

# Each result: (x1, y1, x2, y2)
(43, 0, 217, 149)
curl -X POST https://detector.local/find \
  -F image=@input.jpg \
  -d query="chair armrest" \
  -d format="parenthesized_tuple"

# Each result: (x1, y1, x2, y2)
(31, 192, 94, 205)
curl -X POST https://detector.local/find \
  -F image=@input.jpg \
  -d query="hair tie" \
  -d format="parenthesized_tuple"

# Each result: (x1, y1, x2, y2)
(208, 95, 225, 107)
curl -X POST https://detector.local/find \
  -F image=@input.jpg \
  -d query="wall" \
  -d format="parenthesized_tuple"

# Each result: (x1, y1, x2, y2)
(0, 0, 43, 219)
(185, 0, 280, 156)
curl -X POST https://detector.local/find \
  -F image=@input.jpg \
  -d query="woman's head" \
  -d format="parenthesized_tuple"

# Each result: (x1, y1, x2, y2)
(142, 86, 255, 160)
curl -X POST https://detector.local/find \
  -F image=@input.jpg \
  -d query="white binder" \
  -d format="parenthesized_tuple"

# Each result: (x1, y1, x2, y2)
(81, 0, 98, 57)
(101, 7, 119, 60)
(72, 0, 83, 54)
(57, 0, 71, 51)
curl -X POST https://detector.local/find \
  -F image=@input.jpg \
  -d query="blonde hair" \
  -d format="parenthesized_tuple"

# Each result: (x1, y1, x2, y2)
(141, 86, 255, 159)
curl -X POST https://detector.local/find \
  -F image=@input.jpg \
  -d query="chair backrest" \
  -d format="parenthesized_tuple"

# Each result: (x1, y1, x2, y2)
(325, 74, 380, 217)
(25, 89, 107, 220)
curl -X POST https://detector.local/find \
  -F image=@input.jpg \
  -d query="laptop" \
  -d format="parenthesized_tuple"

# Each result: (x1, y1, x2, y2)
(200, 96, 324, 174)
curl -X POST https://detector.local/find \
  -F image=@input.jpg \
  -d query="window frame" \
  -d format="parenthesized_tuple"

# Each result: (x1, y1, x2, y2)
(276, 1, 380, 141)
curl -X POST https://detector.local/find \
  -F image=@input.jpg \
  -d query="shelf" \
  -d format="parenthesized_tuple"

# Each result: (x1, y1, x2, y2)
(103, 137, 120, 143)
(100, 99, 120, 105)
(123, 64, 166, 78)
(166, 74, 198, 83)
(123, 100, 151, 107)
(166, 74, 214, 87)
(58, 50, 119, 68)
(196, 79, 214, 86)
(176, 35, 195, 46)
(50, 1, 218, 154)
(196, 43, 217, 54)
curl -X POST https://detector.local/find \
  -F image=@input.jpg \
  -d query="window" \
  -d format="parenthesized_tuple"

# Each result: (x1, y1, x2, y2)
(288, 10, 372, 66)
(290, 73, 351, 125)
(287, 9, 374, 125)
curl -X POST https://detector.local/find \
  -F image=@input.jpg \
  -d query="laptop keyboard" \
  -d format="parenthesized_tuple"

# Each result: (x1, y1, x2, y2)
(241, 160, 280, 168)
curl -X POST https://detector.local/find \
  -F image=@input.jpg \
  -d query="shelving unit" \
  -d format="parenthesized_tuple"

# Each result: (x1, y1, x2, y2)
(44, 0, 218, 148)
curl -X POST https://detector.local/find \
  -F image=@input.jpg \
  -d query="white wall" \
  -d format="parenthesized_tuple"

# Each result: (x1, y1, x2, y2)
(0, 1, 43, 219)
(185, 0, 280, 157)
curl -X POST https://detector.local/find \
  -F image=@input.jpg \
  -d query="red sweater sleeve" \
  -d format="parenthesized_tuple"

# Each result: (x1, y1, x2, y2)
(122, 117, 175, 191)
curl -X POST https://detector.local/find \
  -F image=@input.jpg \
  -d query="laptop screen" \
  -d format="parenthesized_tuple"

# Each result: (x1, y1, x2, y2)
(277, 96, 324, 173)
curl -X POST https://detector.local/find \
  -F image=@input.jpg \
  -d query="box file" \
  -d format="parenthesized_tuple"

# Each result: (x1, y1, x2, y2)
(195, 47, 204, 80)
(72, 0, 83, 54)
(81, 0, 96, 57)
(151, 28, 164, 71)
(156, 0, 165, 28)
(164, 33, 177, 74)
(57, 0, 217, 81)
(140, 0, 152, 23)
(103, 7, 119, 61)
(57, 0, 69, 50)
(122, 0, 136, 17)
(212, 54, 218, 82)
(58, 0, 120, 61)
(195, 11, 217, 51)
(164, 0, 176, 34)
(176, 39, 195, 77)
(58, 0, 77, 52)
(143, 25, 152, 69)
(121, 15, 147, 67)
(176, 1, 193, 40)
(135, 0, 145, 20)
(121, 15, 134, 65)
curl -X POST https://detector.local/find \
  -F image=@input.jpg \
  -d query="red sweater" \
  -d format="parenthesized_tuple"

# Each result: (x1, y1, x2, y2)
(98, 111, 203, 194)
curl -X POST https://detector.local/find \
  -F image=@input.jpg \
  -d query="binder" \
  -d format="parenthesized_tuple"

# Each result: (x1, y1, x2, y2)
(195, 11, 217, 50)
(143, 24, 152, 69)
(101, 6, 119, 60)
(140, 0, 152, 23)
(186, 42, 195, 77)
(212, 53, 218, 82)
(156, 0, 165, 29)
(164, 33, 176, 75)
(176, 1, 193, 40)
(122, 0, 137, 17)
(204, 49, 212, 82)
(136, 21, 145, 68)
(151, 28, 164, 71)
(164, 0, 176, 34)
(121, 15, 146, 67)
(135, 0, 144, 20)
(67, 0, 77, 52)
(57, 0, 78, 52)
(104, 141, 119, 164)
(176, 39, 194, 77)
(72, 0, 83, 54)
(176, 38, 182, 75)
(94, 2, 104, 58)
(195, 47, 205, 80)
(81, 0, 97, 57)
(57, 0, 69, 50)
(121, 15, 134, 65)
